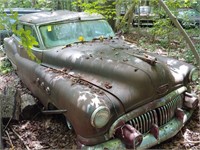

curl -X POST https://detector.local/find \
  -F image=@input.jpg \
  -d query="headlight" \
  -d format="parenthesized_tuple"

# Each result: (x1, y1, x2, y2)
(189, 68, 199, 82)
(91, 106, 110, 128)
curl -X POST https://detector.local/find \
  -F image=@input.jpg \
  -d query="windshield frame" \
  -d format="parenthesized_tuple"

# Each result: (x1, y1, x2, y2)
(39, 19, 115, 49)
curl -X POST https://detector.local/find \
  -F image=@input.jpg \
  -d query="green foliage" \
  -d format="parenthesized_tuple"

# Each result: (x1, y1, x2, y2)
(8, 12, 40, 63)
(13, 27, 39, 62)
(150, 18, 173, 37)
(0, 59, 12, 74)
(0, 9, 13, 31)
(0, 0, 30, 8)
(192, 1, 200, 12)
(165, 0, 182, 10)
(72, 0, 116, 20)
(145, 0, 199, 53)
(196, 44, 200, 52)
(183, 49, 195, 63)
(0, 0, 55, 9)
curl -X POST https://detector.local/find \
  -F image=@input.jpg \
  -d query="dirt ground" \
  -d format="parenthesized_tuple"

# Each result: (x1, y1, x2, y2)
(0, 72, 77, 149)
(0, 46, 200, 149)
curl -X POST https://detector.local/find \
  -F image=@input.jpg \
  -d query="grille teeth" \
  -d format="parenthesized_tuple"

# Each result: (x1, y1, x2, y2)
(141, 115, 146, 133)
(127, 95, 182, 133)
(144, 114, 148, 133)
(138, 116, 142, 133)
(153, 110, 158, 125)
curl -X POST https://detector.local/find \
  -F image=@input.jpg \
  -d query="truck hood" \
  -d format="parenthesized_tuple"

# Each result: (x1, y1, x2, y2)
(42, 38, 179, 112)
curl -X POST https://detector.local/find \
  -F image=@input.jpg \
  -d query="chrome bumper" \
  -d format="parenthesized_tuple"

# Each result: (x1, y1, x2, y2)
(82, 110, 193, 150)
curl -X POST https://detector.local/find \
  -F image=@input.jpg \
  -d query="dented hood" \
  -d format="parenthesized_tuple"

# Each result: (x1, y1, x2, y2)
(42, 38, 180, 112)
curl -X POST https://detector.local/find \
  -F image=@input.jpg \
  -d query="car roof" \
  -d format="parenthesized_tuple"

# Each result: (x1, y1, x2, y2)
(19, 10, 105, 25)
(178, 8, 196, 11)
(4, 8, 43, 16)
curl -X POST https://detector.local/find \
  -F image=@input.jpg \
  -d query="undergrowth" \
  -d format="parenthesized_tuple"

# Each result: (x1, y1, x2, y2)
(0, 58, 12, 74)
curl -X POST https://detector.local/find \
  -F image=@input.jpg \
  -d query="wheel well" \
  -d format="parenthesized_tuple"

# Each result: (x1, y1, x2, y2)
(47, 103, 57, 110)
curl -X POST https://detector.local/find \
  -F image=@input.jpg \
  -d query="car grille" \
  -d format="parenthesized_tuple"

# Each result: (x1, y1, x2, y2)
(127, 94, 183, 134)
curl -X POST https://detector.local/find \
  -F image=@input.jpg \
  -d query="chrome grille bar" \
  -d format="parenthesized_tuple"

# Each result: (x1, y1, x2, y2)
(141, 115, 146, 133)
(130, 110, 157, 133)
(127, 94, 183, 134)
(153, 110, 158, 125)
(144, 114, 148, 132)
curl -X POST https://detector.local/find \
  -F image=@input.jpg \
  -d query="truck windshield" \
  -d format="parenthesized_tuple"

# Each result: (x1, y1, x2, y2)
(40, 20, 115, 48)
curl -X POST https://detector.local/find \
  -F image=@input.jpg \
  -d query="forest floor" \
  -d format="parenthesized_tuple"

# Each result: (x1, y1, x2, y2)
(0, 29, 200, 149)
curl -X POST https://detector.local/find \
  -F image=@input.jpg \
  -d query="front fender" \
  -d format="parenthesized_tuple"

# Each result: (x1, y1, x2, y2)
(14, 54, 124, 144)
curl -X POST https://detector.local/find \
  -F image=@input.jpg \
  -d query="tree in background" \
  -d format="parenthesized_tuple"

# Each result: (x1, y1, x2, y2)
(72, 0, 116, 28)
(0, 0, 199, 57)
(0, 0, 73, 10)
(191, 0, 200, 12)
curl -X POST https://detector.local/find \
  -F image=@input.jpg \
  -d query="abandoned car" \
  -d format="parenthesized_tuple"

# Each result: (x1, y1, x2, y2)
(3, 10, 199, 149)
(176, 8, 200, 28)
(132, 6, 156, 27)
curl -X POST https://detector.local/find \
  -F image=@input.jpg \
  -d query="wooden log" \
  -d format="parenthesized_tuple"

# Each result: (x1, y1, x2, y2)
(20, 93, 39, 120)
(1, 80, 38, 120)
(1, 86, 17, 119)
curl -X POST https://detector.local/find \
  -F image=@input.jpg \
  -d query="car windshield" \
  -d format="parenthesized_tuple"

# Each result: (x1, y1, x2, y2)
(178, 9, 200, 17)
(136, 6, 151, 14)
(40, 20, 115, 48)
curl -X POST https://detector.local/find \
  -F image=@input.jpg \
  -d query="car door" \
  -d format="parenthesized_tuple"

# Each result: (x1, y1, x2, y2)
(193, 10, 200, 26)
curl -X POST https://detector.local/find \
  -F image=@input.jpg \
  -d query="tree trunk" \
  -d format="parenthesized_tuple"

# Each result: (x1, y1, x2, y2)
(57, 0, 62, 10)
(0, 89, 3, 149)
(115, 0, 122, 31)
(127, 5, 134, 32)
(115, 2, 136, 32)
(31, 0, 36, 7)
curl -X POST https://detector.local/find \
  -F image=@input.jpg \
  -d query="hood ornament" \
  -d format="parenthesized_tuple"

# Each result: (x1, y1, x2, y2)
(126, 52, 157, 65)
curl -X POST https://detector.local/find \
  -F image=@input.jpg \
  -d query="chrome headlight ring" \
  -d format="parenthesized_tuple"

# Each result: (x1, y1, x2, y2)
(91, 106, 110, 128)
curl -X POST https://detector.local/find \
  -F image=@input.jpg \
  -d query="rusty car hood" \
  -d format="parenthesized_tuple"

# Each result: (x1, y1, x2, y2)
(42, 38, 178, 112)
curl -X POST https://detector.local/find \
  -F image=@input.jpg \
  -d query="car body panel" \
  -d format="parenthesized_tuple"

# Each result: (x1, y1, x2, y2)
(19, 10, 104, 25)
